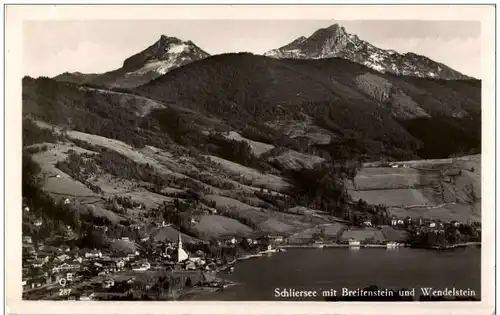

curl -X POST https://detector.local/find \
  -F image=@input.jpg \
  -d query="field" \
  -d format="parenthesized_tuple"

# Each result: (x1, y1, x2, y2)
(26, 118, 481, 246)
(350, 189, 432, 207)
(224, 131, 274, 156)
(341, 227, 386, 243)
(193, 215, 253, 238)
(269, 150, 324, 170)
(349, 155, 481, 223)
(205, 155, 289, 192)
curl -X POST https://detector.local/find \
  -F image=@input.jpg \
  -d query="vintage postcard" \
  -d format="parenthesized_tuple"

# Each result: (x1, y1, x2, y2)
(5, 4, 496, 315)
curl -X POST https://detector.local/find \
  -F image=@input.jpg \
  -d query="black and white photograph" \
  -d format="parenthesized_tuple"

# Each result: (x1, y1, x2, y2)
(4, 3, 496, 314)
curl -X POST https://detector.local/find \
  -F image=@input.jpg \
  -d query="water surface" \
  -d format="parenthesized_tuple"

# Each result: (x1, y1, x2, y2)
(195, 247, 481, 301)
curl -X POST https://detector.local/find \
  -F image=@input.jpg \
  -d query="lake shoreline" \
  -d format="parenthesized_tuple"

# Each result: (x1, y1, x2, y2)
(185, 246, 480, 301)
(277, 241, 481, 250)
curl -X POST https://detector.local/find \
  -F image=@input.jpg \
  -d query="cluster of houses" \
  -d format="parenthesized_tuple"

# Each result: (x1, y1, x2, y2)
(359, 215, 462, 232)
(388, 216, 462, 232)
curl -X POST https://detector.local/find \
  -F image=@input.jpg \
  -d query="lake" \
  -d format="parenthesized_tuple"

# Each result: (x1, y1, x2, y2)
(193, 247, 481, 301)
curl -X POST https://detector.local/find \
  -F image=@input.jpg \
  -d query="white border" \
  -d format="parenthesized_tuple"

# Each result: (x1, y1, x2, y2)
(5, 4, 496, 315)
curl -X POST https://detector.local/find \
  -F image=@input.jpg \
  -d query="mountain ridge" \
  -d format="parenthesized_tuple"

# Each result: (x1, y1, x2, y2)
(53, 35, 210, 88)
(264, 23, 473, 80)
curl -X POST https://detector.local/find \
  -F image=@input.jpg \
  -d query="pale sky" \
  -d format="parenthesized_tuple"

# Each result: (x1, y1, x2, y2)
(23, 20, 481, 78)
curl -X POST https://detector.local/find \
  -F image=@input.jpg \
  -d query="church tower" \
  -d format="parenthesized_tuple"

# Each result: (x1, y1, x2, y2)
(177, 232, 189, 263)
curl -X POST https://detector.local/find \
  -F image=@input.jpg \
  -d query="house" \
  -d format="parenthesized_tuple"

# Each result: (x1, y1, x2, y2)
(397, 219, 405, 225)
(24, 207, 30, 213)
(56, 254, 70, 262)
(205, 262, 217, 271)
(57, 263, 80, 272)
(451, 221, 460, 227)
(121, 237, 130, 241)
(38, 254, 50, 264)
(115, 260, 125, 269)
(132, 261, 150, 271)
(189, 257, 205, 266)
(79, 293, 95, 301)
(102, 279, 115, 289)
(269, 236, 284, 244)
(226, 237, 237, 245)
(23, 236, 32, 244)
(126, 277, 135, 284)
(85, 250, 102, 259)
(429, 222, 436, 228)
(390, 218, 398, 226)
(185, 261, 197, 270)
(64, 198, 71, 205)
(126, 253, 136, 260)
(348, 239, 361, 246)
(363, 221, 373, 227)
(32, 259, 45, 268)
(34, 219, 43, 227)
(195, 250, 206, 257)
(93, 225, 108, 232)
(386, 241, 397, 248)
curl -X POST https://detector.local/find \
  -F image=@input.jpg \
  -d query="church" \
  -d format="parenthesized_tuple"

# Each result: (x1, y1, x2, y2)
(176, 232, 189, 263)
(169, 232, 206, 270)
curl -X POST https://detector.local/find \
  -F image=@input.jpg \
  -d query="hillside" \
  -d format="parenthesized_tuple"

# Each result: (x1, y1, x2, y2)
(348, 155, 481, 223)
(22, 52, 481, 249)
(137, 53, 481, 160)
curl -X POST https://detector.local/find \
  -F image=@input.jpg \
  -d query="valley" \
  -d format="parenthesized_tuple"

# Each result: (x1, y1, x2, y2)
(21, 23, 482, 300)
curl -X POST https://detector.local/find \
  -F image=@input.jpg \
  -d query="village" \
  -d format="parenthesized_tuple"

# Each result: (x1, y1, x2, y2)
(22, 193, 482, 301)
(21, 203, 288, 301)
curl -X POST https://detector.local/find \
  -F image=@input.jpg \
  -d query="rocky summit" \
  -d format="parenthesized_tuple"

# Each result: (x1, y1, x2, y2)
(264, 23, 472, 80)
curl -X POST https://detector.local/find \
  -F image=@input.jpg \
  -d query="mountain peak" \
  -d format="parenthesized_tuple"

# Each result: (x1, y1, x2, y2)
(54, 35, 211, 88)
(264, 23, 471, 80)
(121, 36, 209, 73)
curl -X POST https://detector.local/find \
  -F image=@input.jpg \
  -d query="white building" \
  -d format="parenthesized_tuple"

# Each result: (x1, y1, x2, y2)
(79, 293, 95, 301)
(177, 233, 189, 263)
(85, 251, 102, 259)
(228, 237, 237, 245)
(132, 261, 150, 272)
(102, 279, 115, 289)
(348, 239, 361, 246)
(116, 260, 125, 269)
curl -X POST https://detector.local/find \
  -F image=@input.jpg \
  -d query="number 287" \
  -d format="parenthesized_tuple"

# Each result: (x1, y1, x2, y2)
(59, 289, 72, 296)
